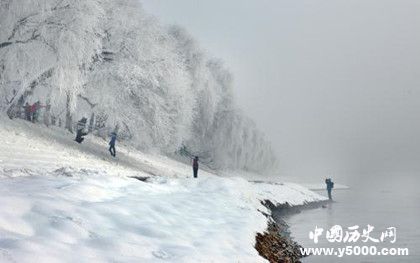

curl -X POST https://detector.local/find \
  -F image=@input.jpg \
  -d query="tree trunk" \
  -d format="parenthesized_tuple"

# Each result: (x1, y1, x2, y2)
(44, 100, 51, 127)
(88, 112, 95, 133)
(6, 95, 24, 119)
(6, 68, 53, 119)
(65, 93, 73, 133)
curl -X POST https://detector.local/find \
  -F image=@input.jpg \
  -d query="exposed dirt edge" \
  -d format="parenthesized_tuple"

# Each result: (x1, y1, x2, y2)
(255, 200, 330, 263)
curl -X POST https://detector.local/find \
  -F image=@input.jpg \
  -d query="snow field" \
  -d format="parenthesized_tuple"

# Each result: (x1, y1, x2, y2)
(0, 117, 326, 262)
(0, 174, 269, 262)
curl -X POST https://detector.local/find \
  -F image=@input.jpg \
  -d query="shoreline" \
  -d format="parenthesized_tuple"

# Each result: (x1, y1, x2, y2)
(255, 199, 330, 263)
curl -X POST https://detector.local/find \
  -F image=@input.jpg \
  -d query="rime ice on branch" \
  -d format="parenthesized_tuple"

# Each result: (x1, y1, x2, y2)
(0, 0, 276, 172)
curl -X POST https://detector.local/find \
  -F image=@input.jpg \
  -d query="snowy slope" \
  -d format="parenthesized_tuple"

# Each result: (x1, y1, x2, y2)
(0, 117, 326, 262)
(0, 116, 210, 179)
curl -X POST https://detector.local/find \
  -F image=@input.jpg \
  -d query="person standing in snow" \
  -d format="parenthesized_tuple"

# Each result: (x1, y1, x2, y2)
(75, 117, 88, 143)
(109, 132, 117, 157)
(24, 102, 32, 121)
(32, 101, 41, 122)
(192, 156, 199, 178)
(33, 101, 46, 123)
(325, 178, 334, 200)
(29, 103, 37, 123)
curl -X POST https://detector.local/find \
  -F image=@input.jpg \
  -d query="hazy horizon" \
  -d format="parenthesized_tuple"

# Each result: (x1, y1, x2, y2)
(142, 0, 420, 183)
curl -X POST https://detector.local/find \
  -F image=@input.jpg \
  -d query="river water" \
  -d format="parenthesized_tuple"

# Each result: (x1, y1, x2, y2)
(285, 174, 420, 262)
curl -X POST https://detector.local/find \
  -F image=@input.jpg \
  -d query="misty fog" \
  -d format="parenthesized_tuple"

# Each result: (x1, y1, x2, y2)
(142, 0, 420, 184)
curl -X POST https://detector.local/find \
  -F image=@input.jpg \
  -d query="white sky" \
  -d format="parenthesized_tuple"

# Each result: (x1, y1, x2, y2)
(141, 0, 420, 182)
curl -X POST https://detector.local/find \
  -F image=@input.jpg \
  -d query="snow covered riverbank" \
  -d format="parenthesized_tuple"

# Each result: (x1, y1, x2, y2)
(0, 117, 326, 262)
(0, 173, 264, 262)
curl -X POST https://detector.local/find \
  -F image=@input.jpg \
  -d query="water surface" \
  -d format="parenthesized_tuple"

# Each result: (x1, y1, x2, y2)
(286, 174, 420, 262)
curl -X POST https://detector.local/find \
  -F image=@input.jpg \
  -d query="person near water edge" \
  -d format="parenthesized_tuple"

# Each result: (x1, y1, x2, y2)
(325, 178, 334, 200)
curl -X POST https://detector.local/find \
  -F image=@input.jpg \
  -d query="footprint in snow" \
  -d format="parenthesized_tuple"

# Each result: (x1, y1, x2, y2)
(152, 250, 172, 260)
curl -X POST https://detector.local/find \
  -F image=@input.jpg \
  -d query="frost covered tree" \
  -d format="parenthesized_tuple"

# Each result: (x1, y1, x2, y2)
(0, 0, 105, 130)
(169, 27, 276, 172)
(83, 0, 194, 152)
(0, 0, 277, 172)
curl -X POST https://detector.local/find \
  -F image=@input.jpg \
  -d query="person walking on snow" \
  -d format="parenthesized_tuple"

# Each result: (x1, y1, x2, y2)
(325, 178, 334, 200)
(109, 132, 117, 157)
(192, 156, 199, 178)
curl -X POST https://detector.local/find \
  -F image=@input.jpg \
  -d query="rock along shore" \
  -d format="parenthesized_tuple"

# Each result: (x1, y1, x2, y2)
(255, 200, 331, 263)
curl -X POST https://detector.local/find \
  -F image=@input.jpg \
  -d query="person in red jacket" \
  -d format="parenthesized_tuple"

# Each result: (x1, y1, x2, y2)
(192, 156, 199, 178)
(30, 103, 37, 122)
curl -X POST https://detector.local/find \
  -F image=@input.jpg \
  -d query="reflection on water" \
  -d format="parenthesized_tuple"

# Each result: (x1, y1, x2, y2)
(285, 175, 420, 263)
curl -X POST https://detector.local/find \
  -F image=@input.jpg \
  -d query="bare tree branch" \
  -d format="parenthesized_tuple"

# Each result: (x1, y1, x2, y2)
(6, 67, 54, 118)
(77, 94, 98, 108)
(8, 13, 38, 40)
(0, 42, 12, 49)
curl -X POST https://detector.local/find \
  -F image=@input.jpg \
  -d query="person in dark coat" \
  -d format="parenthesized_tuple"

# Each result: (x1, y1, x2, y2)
(109, 132, 117, 157)
(24, 102, 32, 121)
(325, 178, 334, 200)
(192, 156, 199, 178)
(75, 117, 88, 143)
